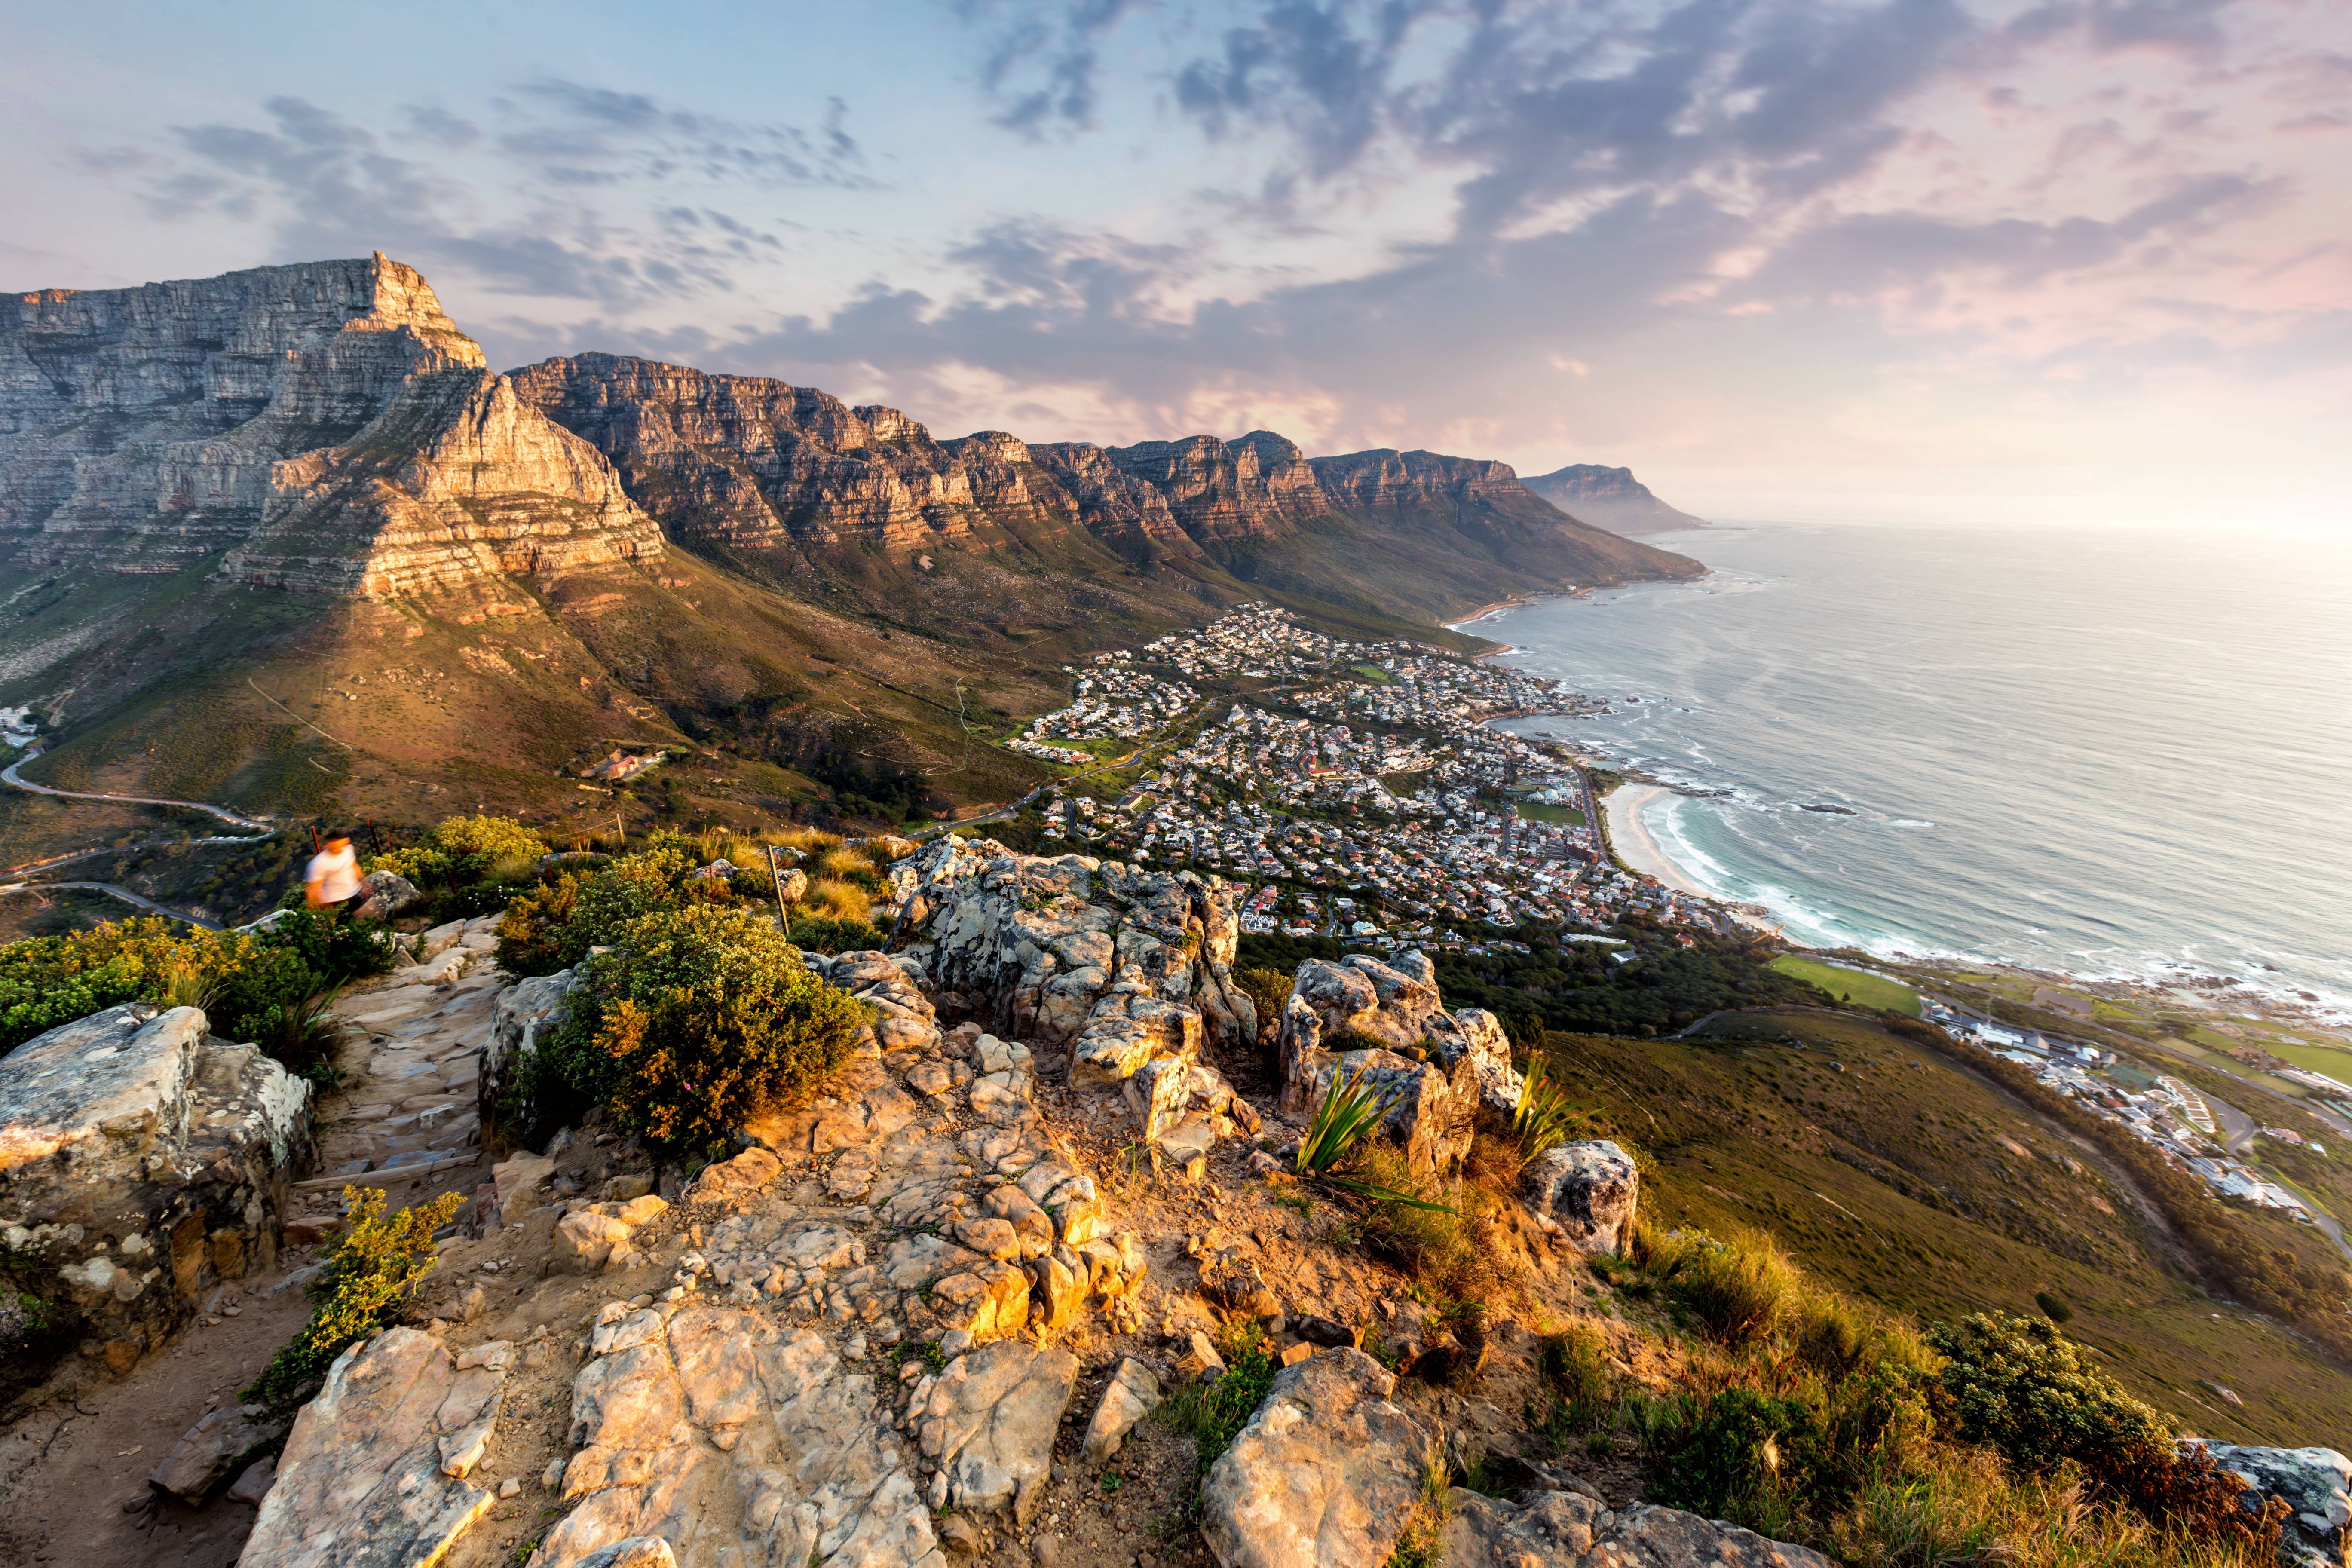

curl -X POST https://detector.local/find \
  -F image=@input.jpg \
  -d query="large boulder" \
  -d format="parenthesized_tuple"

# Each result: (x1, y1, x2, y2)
(1444, 1488, 1833, 1568)
(239, 1328, 513, 1568)
(912, 1339, 1080, 1525)
(2185, 1442, 2350, 1568)
(480, 967, 576, 1133)
(1274, 954, 1516, 1173)
(889, 838, 1257, 1067)
(1201, 1348, 1440, 1568)
(361, 868, 423, 916)
(0, 1004, 311, 1382)
(537, 1303, 943, 1568)
(1519, 1142, 1639, 1256)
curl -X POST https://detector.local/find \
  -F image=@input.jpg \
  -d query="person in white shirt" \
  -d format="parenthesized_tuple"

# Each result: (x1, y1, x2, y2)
(304, 829, 377, 916)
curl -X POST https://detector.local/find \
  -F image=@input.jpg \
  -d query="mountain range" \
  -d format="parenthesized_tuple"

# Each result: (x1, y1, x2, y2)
(1522, 464, 1706, 533)
(0, 254, 1698, 836)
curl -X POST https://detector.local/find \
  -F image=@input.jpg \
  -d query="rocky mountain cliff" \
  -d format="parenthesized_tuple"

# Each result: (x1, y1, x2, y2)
(0, 254, 662, 591)
(514, 353, 1697, 617)
(1522, 462, 1704, 533)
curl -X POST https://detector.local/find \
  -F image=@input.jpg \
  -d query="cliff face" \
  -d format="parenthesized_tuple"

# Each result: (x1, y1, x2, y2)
(1522, 462, 1704, 533)
(514, 354, 1697, 601)
(0, 255, 659, 591)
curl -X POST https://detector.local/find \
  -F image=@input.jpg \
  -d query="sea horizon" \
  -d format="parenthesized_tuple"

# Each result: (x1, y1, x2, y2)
(1468, 516, 2352, 1026)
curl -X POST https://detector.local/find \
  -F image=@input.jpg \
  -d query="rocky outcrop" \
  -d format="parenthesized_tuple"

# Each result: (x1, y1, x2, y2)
(886, 836, 1259, 1170)
(149, 1400, 287, 1504)
(1443, 1489, 1832, 1568)
(2184, 1442, 2350, 1568)
(1096, 431, 1331, 548)
(1275, 952, 1519, 1173)
(912, 1338, 1078, 1524)
(222, 366, 664, 594)
(239, 1328, 515, 1568)
(1522, 463, 1705, 534)
(0, 1003, 309, 1380)
(481, 967, 579, 1132)
(1518, 1142, 1639, 1256)
(1, 254, 661, 591)
(1201, 1348, 1441, 1568)
(538, 1304, 943, 1568)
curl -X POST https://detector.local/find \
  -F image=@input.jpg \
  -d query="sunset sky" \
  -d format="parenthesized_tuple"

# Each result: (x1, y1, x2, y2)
(7, 0, 2348, 523)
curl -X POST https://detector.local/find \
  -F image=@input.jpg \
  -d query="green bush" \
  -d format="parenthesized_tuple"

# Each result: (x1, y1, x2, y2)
(1155, 1323, 1280, 1488)
(245, 1186, 461, 1412)
(1926, 1314, 2168, 1480)
(786, 915, 889, 955)
(496, 837, 711, 977)
(366, 813, 548, 890)
(1233, 966, 1292, 1045)
(532, 903, 868, 1157)
(0, 910, 389, 1066)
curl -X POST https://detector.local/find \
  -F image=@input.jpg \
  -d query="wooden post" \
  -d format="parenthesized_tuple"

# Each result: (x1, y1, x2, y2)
(768, 844, 792, 927)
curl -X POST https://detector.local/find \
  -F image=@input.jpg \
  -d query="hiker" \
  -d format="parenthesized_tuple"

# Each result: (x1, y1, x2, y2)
(304, 828, 379, 917)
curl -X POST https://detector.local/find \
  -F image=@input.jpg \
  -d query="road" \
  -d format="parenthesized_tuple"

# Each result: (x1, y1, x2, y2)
(0, 879, 224, 929)
(0, 750, 273, 928)
(2, 756, 275, 832)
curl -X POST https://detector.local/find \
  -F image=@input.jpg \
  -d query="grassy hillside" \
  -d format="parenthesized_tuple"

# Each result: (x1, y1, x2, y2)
(1534, 1008, 2352, 1443)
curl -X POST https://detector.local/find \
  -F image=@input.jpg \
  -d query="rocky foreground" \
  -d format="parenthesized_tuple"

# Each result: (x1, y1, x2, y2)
(3, 842, 2346, 1568)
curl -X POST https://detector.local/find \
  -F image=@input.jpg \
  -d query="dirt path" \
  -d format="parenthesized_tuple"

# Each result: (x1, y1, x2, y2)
(0, 921, 510, 1566)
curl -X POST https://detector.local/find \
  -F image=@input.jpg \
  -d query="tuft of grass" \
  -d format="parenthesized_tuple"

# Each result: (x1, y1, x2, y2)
(1155, 1324, 1280, 1487)
(1385, 1450, 1455, 1568)
(1538, 1321, 1613, 1437)
(1512, 1054, 1587, 1168)
(1673, 1228, 1802, 1348)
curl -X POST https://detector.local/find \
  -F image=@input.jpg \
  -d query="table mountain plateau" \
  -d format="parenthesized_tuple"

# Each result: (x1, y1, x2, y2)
(0, 255, 1696, 833)
(1522, 463, 1705, 533)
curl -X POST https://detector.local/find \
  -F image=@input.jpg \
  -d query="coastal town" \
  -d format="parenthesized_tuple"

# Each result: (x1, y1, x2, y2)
(991, 603, 2346, 1245)
(1008, 603, 1744, 950)
(1934, 1002, 2333, 1224)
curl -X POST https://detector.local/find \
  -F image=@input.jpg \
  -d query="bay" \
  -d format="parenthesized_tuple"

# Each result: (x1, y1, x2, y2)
(1476, 519, 2352, 1016)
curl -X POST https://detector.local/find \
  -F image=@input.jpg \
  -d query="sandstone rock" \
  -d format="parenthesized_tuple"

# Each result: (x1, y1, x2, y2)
(556, 1196, 670, 1272)
(0, 1004, 309, 1381)
(744, 1060, 919, 1160)
(148, 1401, 287, 1504)
(1201, 1348, 1440, 1568)
(1275, 957, 1489, 1173)
(362, 870, 424, 917)
(686, 1146, 782, 1210)
(927, 1262, 1031, 1341)
(239, 1326, 511, 1568)
(481, 968, 575, 1136)
(226, 1455, 277, 1506)
(542, 1304, 941, 1568)
(573, 1540, 679, 1568)
(1443, 1489, 1832, 1568)
(915, 1340, 1080, 1526)
(1519, 1142, 1638, 1255)
(2185, 1441, 2350, 1568)
(1082, 1357, 1162, 1462)
(491, 1153, 557, 1224)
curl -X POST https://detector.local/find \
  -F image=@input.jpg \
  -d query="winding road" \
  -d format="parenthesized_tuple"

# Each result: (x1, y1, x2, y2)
(0, 751, 274, 927)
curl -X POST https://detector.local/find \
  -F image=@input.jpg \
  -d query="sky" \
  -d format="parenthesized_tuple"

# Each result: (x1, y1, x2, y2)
(5, 0, 2349, 524)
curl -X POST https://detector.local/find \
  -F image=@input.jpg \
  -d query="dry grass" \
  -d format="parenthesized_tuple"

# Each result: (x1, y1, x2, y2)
(799, 877, 873, 923)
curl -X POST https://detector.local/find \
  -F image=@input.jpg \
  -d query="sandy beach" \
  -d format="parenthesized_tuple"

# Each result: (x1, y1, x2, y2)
(1604, 784, 1725, 900)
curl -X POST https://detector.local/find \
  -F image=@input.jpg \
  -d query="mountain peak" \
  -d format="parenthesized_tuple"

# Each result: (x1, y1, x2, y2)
(1522, 462, 1704, 533)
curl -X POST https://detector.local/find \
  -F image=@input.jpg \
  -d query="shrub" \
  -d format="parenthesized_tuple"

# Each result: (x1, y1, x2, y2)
(367, 813, 548, 889)
(0, 910, 389, 1064)
(537, 903, 868, 1158)
(1926, 1314, 2168, 1479)
(245, 1186, 461, 1411)
(1673, 1229, 1801, 1347)
(1233, 966, 1293, 1045)
(1926, 1314, 2280, 1551)
(787, 915, 889, 955)
(495, 838, 706, 977)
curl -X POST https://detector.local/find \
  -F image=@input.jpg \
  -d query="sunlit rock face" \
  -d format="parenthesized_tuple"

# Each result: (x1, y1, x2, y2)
(0, 253, 662, 591)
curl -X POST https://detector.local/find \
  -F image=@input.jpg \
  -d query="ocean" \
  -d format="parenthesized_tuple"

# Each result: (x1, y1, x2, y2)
(1473, 519, 2352, 1017)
